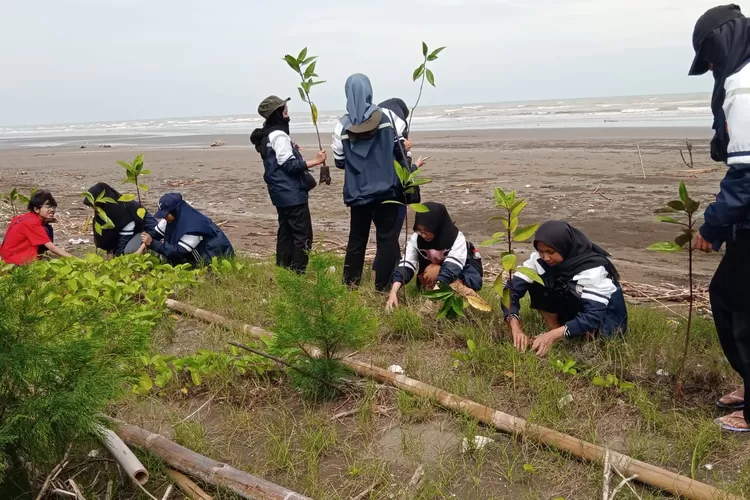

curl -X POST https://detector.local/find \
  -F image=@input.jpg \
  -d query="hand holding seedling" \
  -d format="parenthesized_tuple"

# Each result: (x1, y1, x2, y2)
(313, 149, 327, 167)
(141, 232, 152, 246)
(694, 233, 712, 252)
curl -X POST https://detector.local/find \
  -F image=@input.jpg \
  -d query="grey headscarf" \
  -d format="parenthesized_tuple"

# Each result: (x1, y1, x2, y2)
(344, 74, 378, 126)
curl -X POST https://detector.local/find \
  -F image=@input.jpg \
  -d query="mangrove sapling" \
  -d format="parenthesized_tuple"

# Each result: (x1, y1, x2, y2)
(283, 47, 331, 185)
(680, 139, 695, 169)
(117, 153, 151, 205)
(424, 282, 492, 320)
(480, 187, 543, 310)
(410, 42, 446, 132)
(1, 188, 37, 216)
(647, 181, 702, 399)
(269, 252, 376, 399)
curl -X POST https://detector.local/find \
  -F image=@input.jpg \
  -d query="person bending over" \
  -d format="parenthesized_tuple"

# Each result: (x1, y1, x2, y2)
(502, 221, 627, 357)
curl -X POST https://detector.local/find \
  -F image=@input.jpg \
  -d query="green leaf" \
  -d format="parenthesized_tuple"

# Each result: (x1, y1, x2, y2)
(674, 232, 691, 247)
(501, 254, 517, 273)
(679, 181, 689, 203)
(96, 207, 110, 222)
(140, 169, 152, 175)
(426, 69, 435, 87)
(81, 191, 95, 204)
(137, 207, 146, 219)
(118, 194, 137, 202)
(298, 47, 308, 62)
(422, 41, 428, 56)
(301, 81, 311, 93)
(139, 184, 149, 192)
(656, 216, 681, 224)
(510, 201, 528, 219)
(382, 200, 405, 206)
(655, 207, 677, 214)
(116, 160, 132, 170)
(429, 46, 446, 59)
(502, 288, 511, 310)
(412, 64, 425, 82)
(515, 267, 544, 286)
(467, 339, 476, 353)
(409, 178, 432, 187)
(487, 215, 508, 223)
(513, 223, 540, 242)
(298, 87, 307, 102)
(494, 187, 507, 206)
(304, 61, 317, 79)
(619, 381, 635, 391)
(311, 103, 319, 126)
(190, 369, 202, 386)
(685, 198, 700, 215)
(667, 201, 685, 211)
(138, 374, 153, 393)
(510, 217, 519, 233)
(592, 376, 607, 387)
(523, 464, 536, 474)
(284, 55, 301, 72)
(301, 56, 317, 65)
(94, 222, 103, 236)
(647, 242, 683, 252)
(409, 203, 430, 213)
(493, 273, 505, 295)
(393, 160, 408, 184)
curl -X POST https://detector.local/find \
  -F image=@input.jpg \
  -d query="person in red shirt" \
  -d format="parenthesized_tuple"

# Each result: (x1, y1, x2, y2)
(1, 190, 72, 265)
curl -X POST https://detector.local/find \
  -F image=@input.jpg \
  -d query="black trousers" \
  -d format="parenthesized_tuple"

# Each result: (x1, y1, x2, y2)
(344, 202, 401, 291)
(276, 203, 313, 274)
(710, 231, 750, 422)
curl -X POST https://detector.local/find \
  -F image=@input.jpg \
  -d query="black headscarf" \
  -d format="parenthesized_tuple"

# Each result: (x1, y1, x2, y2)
(378, 98, 410, 138)
(414, 202, 459, 250)
(700, 13, 750, 162)
(84, 182, 143, 251)
(533, 221, 619, 287)
(250, 107, 291, 157)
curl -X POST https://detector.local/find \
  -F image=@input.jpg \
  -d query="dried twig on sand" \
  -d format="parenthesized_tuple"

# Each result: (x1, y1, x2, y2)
(636, 145, 646, 179)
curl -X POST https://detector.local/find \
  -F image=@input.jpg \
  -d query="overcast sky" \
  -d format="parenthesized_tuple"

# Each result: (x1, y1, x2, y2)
(1, 0, 726, 125)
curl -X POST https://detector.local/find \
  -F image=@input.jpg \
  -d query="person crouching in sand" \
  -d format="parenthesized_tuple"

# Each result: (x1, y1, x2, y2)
(386, 202, 483, 310)
(502, 221, 627, 357)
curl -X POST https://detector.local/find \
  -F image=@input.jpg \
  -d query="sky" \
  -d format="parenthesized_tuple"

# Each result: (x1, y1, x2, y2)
(0, 0, 727, 125)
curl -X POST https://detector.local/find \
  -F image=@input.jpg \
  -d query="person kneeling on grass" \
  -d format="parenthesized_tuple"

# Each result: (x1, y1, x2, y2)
(502, 221, 627, 357)
(1, 190, 72, 265)
(140, 192, 234, 267)
(386, 202, 483, 310)
(84, 182, 158, 256)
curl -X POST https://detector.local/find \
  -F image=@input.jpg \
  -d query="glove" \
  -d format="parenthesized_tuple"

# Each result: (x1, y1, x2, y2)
(319, 165, 332, 185)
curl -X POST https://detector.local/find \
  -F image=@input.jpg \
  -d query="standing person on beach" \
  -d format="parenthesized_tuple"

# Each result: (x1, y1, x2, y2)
(688, 4, 750, 431)
(251, 96, 326, 273)
(332, 74, 405, 291)
(1, 190, 72, 265)
(501, 221, 627, 357)
(84, 182, 158, 256)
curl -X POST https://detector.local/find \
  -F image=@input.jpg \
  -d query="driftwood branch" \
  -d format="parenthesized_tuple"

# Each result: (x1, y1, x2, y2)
(165, 299, 742, 500)
(166, 469, 213, 500)
(637, 145, 646, 179)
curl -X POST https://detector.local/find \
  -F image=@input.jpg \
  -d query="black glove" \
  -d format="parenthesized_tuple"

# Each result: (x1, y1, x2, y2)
(319, 165, 332, 185)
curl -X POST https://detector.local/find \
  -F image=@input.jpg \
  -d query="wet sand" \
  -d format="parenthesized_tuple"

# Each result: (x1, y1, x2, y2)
(0, 126, 724, 285)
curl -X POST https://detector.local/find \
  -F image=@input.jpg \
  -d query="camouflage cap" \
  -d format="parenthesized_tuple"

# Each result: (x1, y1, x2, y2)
(258, 95, 290, 119)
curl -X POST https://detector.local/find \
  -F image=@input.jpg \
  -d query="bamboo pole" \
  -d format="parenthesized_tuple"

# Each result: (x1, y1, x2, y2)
(97, 425, 150, 485)
(166, 469, 213, 500)
(165, 299, 741, 500)
(112, 420, 311, 500)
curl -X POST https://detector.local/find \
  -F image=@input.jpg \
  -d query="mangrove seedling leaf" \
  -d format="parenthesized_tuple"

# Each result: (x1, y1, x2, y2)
(118, 194, 137, 202)
(515, 267, 544, 285)
(685, 198, 700, 214)
(422, 41, 428, 56)
(467, 295, 492, 312)
(501, 254, 517, 273)
(502, 288, 511, 310)
(136, 207, 146, 219)
(513, 223, 540, 242)
(510, 217, 519, 233)
(592, 376, 607, 387)
(674, 232, 691, 247)
(304, 61, 317, 79)
(647, 242, 683, 252)
(382, 200, 405, 206)
(429, 46, 446, 59)
(311, 103, 319, 126)
(426, 69, 435, 87)
(139, 184, 149, 192)
(413, 64, 425, 81)
(679, 181, 689, 203)
(467, 339, 476, 353)
(667, 200, 685, 211)
(94, 222, 103, 236)
(310, 80, 326, 86)
(510, 200, 528, 219)
(298, 87, 307, 102)
(494, 187, 508, 206)
(409, 203, 430, 213)
(656, 216, 681, 224)
(301, 56, 317, 65)
(655, 207, 677, 214)
(298, 47, 308, 62)
(284, 55, 300, 71)
(493, 273, 505, 295)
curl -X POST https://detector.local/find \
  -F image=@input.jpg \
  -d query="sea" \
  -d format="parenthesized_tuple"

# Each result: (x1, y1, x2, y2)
(0, 93, 713, 148)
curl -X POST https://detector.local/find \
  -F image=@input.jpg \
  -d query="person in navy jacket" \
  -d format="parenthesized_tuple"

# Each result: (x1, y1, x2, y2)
(251, 96, 326, 273)
(386, 202, 483, 310)
(502, 221, 627, 357)
(689, 4, 750, 431)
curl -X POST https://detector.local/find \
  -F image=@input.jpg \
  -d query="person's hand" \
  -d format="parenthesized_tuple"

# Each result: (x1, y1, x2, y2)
(386, 293, 399, 312)
(404, 139, 413, 152)
(415, 156, 428, 168)
(293, 142, 302, 150)
(531, 328, 565, 357)
(510, 325, 529, 352)
(315, 149, 327, 166)
(694, 233, 713, 253)
(141, 232, 153, 247)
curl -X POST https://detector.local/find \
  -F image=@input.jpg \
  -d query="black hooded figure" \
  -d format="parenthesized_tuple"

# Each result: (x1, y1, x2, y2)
(689, 4, 750, 430)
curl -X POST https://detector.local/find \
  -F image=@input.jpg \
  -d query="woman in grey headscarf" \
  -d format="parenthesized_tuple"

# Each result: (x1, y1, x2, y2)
(332, 74, 406, 291)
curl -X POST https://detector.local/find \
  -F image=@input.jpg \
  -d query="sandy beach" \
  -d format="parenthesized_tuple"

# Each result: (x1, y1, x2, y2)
(0, 126, 723, 285)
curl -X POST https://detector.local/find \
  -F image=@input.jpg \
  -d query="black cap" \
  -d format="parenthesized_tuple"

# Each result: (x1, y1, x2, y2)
(689, 4, 744, 75)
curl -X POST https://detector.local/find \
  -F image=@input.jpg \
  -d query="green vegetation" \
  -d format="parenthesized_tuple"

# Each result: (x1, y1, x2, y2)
(117, 153, 151, 205)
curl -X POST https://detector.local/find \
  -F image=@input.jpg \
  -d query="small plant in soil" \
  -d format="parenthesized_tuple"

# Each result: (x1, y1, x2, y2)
(647, 180, 702, 398)
(552, 358, 578, 376)
(680, 139, 694, 169)
(481, 187, 543, 309)
(1, 187, 36, 216)
(117, 153, 150, 205)
(591, 373, 635, 391)
(425, 283, 491, 320)
(283, 47, 330, 185)
(269, 252, 376, 399)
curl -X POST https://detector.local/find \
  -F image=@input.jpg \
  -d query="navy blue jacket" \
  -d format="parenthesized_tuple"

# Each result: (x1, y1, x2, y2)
(332, 111, 404, 207)
(259, 130, 310, 208)
(151, 210, 234, 267)
(700, 63, 750, 249)
(115, 211, 158, 256)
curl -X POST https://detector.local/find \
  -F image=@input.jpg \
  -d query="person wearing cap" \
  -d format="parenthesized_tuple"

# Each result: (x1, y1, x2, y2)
(140, 192, 234, 267)
(332, 74, 407, 291)
(251, 96, 326, 274)
(689, 4, 750, 431)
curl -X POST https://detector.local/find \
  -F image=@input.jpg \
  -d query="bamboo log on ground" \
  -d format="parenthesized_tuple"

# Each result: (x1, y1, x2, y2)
(165, 298, 740, 500)
(96, 425, 150, 485)
(112, 420, 311, 500)
(166, 469, 213, 500)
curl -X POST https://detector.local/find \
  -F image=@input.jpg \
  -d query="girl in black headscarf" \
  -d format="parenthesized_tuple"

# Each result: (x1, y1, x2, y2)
(83, 182, 158, 256)
(386, 202, 483, 310)
(502, 221, 627, 357)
